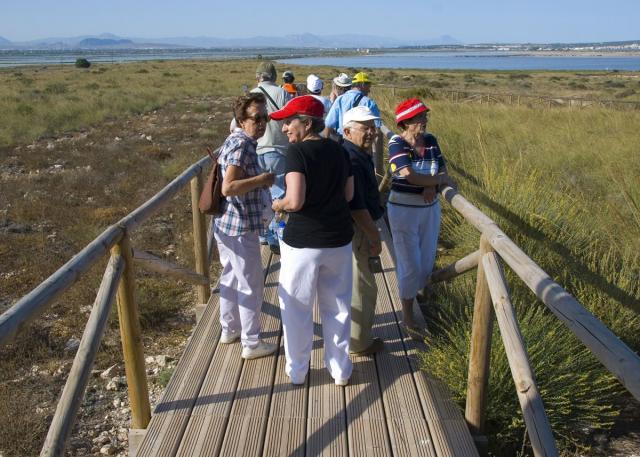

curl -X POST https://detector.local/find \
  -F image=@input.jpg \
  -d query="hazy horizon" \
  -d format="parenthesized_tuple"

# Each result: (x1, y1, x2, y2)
(1, 0, 639, 44)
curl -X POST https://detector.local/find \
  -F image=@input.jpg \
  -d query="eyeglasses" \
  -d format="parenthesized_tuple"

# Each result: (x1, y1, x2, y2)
(246, 113, 269, 123)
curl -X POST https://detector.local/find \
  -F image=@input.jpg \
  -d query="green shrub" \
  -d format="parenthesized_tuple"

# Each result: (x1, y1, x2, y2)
(156, 366, 175, 388)
(604, 80, 625, 88)
(134, 278, 188, 329)
(429, 80, 447, 88)
(616, 89, 636, 98)
(422, 277, 622, 454)
(75, 58, 91, 68)
(568, 81, 588, 90)
(44, 83, 68, 94)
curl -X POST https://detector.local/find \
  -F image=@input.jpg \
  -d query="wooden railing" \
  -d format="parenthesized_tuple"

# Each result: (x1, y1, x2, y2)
(0, 154, 214, 457)
(376, 124, 640, 456)
(2, 125, 639, 457)
(426, 186, 640, 456)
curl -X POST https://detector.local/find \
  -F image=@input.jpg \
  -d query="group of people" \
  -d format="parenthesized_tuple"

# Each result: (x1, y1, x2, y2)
(211, 62, 454, 386)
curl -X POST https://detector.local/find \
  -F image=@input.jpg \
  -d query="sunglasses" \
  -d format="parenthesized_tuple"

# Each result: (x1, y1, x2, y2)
(246, 113, 269, 123)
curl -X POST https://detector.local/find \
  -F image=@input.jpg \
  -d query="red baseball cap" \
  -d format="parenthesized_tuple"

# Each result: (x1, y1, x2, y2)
(395, 98, 430, 124)
(269, 95, 324, 120)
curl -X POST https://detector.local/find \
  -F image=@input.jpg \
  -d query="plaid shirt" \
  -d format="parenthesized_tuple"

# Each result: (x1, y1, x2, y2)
(214, 129, 267, 236)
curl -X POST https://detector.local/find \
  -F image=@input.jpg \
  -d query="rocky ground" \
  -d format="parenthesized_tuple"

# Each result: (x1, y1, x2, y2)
(0, 95, 232, 456)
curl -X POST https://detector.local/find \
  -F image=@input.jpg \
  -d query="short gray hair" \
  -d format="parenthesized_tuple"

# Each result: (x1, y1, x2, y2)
(343, 121, 357, 132)
(298, 115, 325, 134)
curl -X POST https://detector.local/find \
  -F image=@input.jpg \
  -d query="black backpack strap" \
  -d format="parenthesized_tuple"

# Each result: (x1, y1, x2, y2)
(352, 92, 365, 108)
(257, 86, 280, 111)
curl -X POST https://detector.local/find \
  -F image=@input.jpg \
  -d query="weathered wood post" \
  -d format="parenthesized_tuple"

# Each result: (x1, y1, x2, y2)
(372, 129, 385, 181)
(465, 234, 495, 453)
(483, 252, 559, 457)
(111, 233, 151, 430)
(191, 173, 211, 323)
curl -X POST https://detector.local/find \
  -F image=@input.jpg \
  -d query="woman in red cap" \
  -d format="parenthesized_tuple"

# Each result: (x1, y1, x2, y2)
(387, 98, 455, 335)
(270, 95, 355, 386)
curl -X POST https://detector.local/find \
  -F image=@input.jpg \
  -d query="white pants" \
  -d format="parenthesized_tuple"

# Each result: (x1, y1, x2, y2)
(214, 229, 264, 349)
(387, 201, 441, 299)
(278, 240, 353, 382)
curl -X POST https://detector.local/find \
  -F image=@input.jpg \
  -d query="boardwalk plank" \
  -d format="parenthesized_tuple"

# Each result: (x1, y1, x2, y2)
(175, 247, 273, 457)
(263, 342, 307, 457)
(374, 267, 437, 457)
(136, 280, 222, 457)
(219, 250, 281, 457)
(346, 354, 392, 457)
(306, 304, 348, 457)
(378, 221, 478, 457)
(137, 223, 478, 457)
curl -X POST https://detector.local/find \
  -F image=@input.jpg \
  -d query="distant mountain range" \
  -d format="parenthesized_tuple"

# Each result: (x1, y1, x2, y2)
(1, 33, 638, 51)
(0, 32, 460, 50)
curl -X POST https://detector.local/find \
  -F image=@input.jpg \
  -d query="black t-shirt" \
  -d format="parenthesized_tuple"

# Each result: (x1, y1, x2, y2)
(343, 140, 384, 221)
(283, 138, 354, 248)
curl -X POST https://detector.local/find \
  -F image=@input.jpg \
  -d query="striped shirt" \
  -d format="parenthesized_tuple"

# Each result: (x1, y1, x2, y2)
(214, 129, 268, 236)
(388, 133, 446, 206)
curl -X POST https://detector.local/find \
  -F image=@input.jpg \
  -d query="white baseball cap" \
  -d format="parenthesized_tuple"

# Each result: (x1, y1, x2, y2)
(306, 74, 323, 93)
(342, 106, 380, 128)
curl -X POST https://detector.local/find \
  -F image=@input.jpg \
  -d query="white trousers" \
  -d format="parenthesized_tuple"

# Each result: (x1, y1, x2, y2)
(387, 201, 441, 299)
(214, 229, 264, 349)
(278, 240, 353, 382)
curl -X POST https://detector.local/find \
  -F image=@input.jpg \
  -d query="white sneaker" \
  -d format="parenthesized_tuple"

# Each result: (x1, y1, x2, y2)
(220, 330, 240, 344)
(334, 378, 349, 387)
(241, 341, 277, 360)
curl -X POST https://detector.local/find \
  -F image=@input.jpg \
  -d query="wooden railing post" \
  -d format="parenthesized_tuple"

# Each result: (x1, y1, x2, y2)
(465, 234, 495, 448)
(483, 252, 559, 456)
(190, 173, 211, 305)
(372, 129, 385, 181)
(111, 233, 151, 430)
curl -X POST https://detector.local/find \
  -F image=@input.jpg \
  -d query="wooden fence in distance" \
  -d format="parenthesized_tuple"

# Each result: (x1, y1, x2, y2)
(378, 85, 640, 111)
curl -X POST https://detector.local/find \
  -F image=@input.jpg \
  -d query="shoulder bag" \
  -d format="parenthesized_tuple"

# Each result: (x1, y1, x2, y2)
(198, 147, 224, 216)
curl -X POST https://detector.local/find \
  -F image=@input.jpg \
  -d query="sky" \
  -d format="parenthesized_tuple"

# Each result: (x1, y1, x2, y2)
(1, 0, 638, 44)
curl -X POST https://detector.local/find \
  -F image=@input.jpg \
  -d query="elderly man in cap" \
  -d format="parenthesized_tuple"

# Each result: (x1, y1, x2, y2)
(250, 61, 292, 255)
(325, 71, 382, 139)
(341, 106, 385, 356)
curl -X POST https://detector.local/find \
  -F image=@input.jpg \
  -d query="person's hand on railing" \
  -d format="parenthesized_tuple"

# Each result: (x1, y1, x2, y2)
(439, 174, 457, 190)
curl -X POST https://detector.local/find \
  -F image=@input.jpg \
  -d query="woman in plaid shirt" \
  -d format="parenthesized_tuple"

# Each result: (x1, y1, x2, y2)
(213, 93, 278, 360)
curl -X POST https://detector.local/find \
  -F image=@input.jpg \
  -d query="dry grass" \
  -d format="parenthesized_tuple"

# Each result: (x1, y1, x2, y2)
(1, 59, 639, 455)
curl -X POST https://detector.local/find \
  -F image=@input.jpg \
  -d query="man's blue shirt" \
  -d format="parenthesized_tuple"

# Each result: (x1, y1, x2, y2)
(325, 89, 382, 135)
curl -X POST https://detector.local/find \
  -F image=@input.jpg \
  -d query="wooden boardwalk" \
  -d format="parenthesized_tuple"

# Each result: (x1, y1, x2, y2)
(135, 222, 478, 457)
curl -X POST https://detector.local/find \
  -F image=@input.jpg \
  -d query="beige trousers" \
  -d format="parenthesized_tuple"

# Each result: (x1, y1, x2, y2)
(350, 224, 378, 353)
